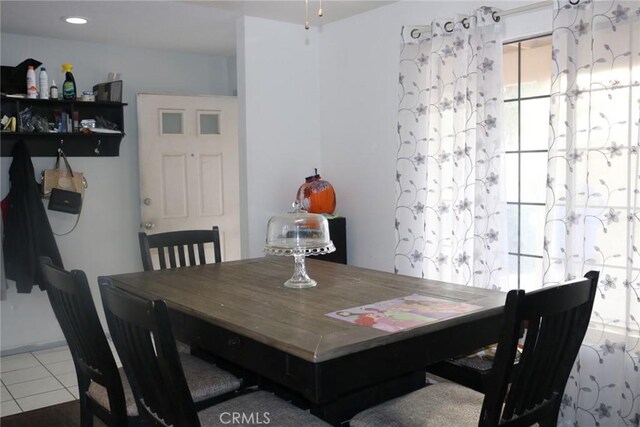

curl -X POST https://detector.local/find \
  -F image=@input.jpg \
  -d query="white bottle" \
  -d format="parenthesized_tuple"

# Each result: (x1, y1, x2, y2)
(26, 65, 37, 98)
(39, 67, 49, 99)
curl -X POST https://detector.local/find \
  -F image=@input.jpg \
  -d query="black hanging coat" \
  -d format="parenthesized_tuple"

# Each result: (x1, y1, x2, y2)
(3, 141, 63, 292)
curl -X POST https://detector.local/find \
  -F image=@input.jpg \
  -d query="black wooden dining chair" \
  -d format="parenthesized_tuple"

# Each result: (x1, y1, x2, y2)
(39, 258, 242, 427)
(40, 257, 136, 427)
(99, 280, 330, 427)
(138, 227, 222, 271)
(350, 271, 599, 427)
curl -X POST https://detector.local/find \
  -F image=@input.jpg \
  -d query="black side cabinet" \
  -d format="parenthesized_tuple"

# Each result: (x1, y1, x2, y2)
(321, 217, 347, 264)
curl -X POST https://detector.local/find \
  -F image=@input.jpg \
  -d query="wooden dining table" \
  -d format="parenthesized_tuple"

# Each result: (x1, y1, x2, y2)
(108, 256, 506, 425)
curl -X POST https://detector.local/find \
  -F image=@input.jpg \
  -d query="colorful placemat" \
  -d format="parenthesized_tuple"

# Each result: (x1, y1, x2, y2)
(326, 294, 482, 333)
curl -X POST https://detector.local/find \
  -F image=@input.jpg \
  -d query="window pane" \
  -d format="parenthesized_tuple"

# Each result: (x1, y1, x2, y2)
(520, 36, 552, 98)
(506, 153, 519, 202)
(199, 113, 220, 135)
(520, 256, 543, 291)
(520, 153, 547, 204)
(502, 35, 550, 290)
(509, 254, 519, 288)
(521, 98, 550, 151)
(504, 101, 519, 152)
(162, 112, 183, 134)
(520, 205, 545, 256)
(508, 204, 519, 254)
(503, 44, 518, 100)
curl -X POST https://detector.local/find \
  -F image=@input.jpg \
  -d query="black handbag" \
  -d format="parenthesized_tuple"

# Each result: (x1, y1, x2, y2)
(48, 188, 82, 214)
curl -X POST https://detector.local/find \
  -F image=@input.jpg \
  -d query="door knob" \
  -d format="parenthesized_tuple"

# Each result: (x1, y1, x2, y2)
(144, 198, 152, 206)
(144, 222, 155, 230)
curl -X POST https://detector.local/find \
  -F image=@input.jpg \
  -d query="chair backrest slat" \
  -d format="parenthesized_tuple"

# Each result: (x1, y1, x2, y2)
(197, 242, 206, 265)
(138, 227, 222, 271)
(157, 247, 167, 270)
(187, 244, 197, 266)
(502, 317, 540, 419)
(167, 245, 177, 268)
(39, 258, 129, 425)
(538, 310, 573, 398)
(520, 314, 558, 412)
(177, 245, 187, 267)
(480, 271, 599, 427)
(99, 278, 201, 427)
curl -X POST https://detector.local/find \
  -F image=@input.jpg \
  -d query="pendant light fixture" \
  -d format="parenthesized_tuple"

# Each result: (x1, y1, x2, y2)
(304, 0, 323, 30)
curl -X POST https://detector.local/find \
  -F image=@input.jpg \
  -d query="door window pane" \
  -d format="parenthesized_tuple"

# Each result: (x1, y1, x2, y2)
(199, 113, 220, 135)
(161, 112, 183, 134)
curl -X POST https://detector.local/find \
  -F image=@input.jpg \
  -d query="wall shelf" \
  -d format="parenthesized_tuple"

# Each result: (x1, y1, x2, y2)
(1, 96, 127, 157)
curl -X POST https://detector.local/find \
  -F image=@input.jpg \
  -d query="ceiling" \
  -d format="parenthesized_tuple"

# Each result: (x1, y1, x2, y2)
(0, 1, 394, 57)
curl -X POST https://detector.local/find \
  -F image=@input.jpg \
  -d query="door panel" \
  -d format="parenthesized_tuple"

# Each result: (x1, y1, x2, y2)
(199, 154, 224, 216)
(161, 154, 188, 218)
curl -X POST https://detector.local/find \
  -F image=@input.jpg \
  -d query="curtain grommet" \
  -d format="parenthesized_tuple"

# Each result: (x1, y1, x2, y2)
(462, 18, 470, 29)
(492, 11, 501, 22)
(410, 28, 422, 39)
(444, 21, 454, 32)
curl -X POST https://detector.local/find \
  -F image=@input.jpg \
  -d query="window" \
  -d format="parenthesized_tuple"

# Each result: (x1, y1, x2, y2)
(503, 35, 552, 291)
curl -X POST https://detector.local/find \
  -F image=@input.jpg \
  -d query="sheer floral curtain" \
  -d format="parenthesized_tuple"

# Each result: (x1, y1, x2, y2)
(395, 7, 509, 290)
(543, 0, 640, 425)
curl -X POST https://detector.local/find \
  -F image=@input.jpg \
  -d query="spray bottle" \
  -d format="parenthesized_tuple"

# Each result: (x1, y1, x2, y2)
(61, 63, 77, 100)
(26, 65, 37, 98)
(39, 66, 49, 99)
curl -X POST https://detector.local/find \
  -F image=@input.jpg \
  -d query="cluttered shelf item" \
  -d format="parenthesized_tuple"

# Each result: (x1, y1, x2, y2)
(1, 58, 126, 157)
(0, 96, 127, 157)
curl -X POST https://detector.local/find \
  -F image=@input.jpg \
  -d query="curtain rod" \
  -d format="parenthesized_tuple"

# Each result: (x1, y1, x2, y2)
(410, 0, 555, 38)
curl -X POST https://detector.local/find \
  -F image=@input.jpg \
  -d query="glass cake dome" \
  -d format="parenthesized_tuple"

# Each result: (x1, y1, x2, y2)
(264, 203, 335, 288)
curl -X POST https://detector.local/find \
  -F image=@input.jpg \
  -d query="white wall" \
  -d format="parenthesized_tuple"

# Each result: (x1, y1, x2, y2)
(0, 1, 553, 352)
(318, 0, 552, 272)
(238, 17, 322, 258)
(0, 33, 235, 353)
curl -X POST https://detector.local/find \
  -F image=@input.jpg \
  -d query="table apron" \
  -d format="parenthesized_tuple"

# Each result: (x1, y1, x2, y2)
(169, 309, 502, 404)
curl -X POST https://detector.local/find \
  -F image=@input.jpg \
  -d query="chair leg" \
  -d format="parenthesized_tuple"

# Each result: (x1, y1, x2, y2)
(540, 404, 560, 427)
(79, 393, 94, 427)
(77, 375, 93, 427)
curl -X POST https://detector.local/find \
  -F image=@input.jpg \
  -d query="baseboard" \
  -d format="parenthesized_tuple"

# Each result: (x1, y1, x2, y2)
(0, 340, 69, 357)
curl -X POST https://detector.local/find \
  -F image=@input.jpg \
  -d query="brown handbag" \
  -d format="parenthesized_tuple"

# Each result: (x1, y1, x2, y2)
(41, 149, 87, 199)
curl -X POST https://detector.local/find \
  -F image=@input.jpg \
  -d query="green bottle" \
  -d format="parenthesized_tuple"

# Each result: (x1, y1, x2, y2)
(61, 63, 76, 100)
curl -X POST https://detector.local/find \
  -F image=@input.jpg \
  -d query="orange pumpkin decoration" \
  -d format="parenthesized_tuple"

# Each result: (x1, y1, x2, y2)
(295, 169, 336, 214)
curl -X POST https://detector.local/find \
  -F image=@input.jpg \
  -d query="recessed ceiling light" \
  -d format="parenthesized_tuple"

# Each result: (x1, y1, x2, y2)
(63, 16, 89, 25)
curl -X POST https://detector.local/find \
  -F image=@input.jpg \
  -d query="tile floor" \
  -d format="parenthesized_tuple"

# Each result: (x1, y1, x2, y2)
(0, 341, 121, 417)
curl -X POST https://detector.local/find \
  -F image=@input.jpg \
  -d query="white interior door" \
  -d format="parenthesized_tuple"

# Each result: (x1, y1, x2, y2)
(137, 94, 240, 262)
